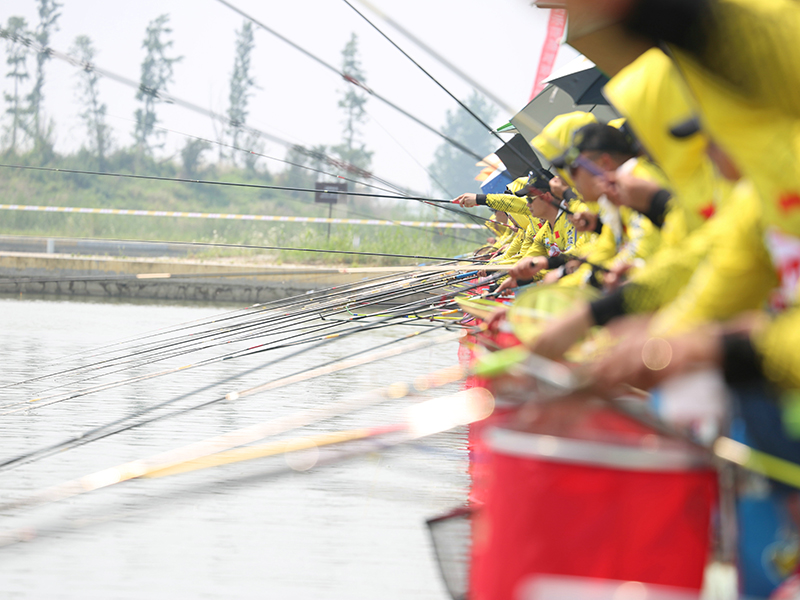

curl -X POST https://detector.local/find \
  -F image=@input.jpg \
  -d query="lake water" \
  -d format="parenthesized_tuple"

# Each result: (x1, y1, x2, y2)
(0, 294, 468, 599)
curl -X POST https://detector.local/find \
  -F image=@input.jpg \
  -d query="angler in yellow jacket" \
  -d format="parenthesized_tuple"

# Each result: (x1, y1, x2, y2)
(454, 176, 545, 263)
(549, 122, 664, 288)
(563, 0, 800, 393)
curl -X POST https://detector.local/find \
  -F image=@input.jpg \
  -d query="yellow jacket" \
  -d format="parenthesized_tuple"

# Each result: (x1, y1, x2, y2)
(603, 48, 734, 241)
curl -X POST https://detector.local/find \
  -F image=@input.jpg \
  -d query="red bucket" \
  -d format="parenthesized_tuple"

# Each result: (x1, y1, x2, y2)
(470, 402, 717, 600)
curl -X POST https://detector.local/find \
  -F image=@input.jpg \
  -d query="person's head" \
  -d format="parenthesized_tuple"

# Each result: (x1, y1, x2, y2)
(554, 123, 637, 203)
(523, 171, 558, 219)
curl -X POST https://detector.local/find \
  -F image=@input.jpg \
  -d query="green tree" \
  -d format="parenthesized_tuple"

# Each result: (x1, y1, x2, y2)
(133, 14, 182, 156)
(331, 33, 371, 174)
(71, 35, 112, 170)
(27, 0, 61, 153)
(180, 137, 210, 178)
(2, 16, 32, 154)
(226, 20, 256, 166)
(429, 91, 497, 195)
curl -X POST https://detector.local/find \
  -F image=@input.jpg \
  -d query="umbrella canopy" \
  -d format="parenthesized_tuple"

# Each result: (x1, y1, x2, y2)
(542, 56, 610, 105)
(509, 85, 619, 157)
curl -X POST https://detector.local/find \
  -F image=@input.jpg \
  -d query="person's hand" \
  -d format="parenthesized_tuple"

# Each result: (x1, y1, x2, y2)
(564, 259, 582, 274)
(453, 193, 478, 208)
(492, 277, 517, 297)
(603, 262, 633, 291)
(485, 306, 508, 332)
(583, 320, 723, 394)
(486, 236, 497, 245)
(600, 172, 663, 212)
(569, 211, 598, 232)
(509, 256, 547, 280)
(542, 269, 565, 284)
(548, 176, 570, 200)
(528, 303, 594, 360)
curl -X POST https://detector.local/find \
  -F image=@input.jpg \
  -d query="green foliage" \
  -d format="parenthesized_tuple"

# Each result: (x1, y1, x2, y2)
(180, 138, 211, 178)
(2, 16, 31, 154)
(70, 34, 112, 170)
(0, 154, 479, 265)
(226, 20, 256, 167)
(28, 0, 61, 152)
(428, 91, 498, 196)
(134, 14, 182, 156)
(333, 33, 372, 174)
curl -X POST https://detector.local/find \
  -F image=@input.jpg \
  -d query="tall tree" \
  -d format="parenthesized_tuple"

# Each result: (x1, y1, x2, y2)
(71, 35, 112, 170)
(2, 16, 31, 154)
(27, 0, 61, 151)
(331, 33, 371, 174)
(226, 20, 256, 167)
(133, 14, 182, 156)
(428, 91, 497, 195)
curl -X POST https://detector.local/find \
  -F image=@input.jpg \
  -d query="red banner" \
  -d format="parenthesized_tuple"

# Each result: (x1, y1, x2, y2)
(529, 9, 567, 101)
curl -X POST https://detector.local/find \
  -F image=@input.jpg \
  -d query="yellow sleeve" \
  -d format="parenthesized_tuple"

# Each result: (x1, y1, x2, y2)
(649, 183, 779, 336)
(754, 309, 800, 390)
(618, 181, 756, 315)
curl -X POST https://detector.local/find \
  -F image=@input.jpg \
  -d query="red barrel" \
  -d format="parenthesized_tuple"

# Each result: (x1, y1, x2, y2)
(470, 403, 717, 600)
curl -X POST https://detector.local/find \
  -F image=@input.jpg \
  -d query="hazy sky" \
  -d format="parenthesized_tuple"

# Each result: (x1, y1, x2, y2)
(1, 0, 579, 197)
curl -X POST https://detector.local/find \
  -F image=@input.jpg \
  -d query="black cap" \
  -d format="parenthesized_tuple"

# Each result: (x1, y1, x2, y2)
(669, 116, 702, 138)
(552, 123, 636, 169)
(514, 169, 554, 197)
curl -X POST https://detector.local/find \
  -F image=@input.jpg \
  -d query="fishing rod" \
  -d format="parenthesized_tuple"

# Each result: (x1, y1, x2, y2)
(0, 269, 413, 388)
(0, 26, 422, 199)
(0, 27, 499, 233)
(0, 329, 470, 513)
(0, 309, 433, 415)
(342, 0, 551, 185)
(214, 0, 485, 163)
(340, 4, 618, 205)
(0, 231, 488, 264)
(3, 270, 477, 408)
(0, 162, 497, 230)
(0, 315, 468, 474)
(2, 263, 466, 388)
(0, 387, 492, 548)
(0, 163, 452, 204)
(133, 119, 490, 238)
(24, 268, 479, 405)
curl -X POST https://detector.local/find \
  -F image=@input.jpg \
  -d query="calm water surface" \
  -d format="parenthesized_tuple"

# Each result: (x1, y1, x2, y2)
(0, 295, 468, 599)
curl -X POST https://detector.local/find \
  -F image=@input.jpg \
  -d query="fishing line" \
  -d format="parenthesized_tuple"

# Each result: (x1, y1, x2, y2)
(0, 26, 407, 196)
(342, 0, 548, 180)
(214, 0, 485, 162)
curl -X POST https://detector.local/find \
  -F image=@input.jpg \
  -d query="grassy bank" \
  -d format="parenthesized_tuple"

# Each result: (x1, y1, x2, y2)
(0, 157, 486, 265)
